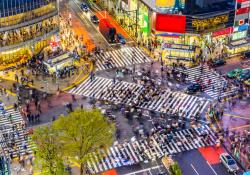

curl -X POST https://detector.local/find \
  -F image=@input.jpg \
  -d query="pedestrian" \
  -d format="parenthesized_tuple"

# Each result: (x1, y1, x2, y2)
(72, 94, 76, 102)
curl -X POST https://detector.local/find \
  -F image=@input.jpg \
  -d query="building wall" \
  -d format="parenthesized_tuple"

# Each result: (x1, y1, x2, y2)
(0, 0, 58, 30)
(0, 0, 59, 67)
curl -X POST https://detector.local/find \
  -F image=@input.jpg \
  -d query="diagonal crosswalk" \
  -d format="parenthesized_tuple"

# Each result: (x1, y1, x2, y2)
(69, 77, 210, 118)
(94, 47, 152, 71)
(86, 125, 216, 174)
(0, 108, 33, 158)
(177, 66, 238, 99)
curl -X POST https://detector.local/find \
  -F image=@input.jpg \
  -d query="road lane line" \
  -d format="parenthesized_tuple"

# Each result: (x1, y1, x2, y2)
(191, 164, 200, 175)
(224, 114, 250, 120)
(123, 165, 163, 175)
(230, 124, 250, 130)
(206, 161, 218, 175)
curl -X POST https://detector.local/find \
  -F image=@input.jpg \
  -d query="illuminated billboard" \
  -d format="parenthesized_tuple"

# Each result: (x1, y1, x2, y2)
(155, 13, 186, 33)
(155, 0, 185, 13)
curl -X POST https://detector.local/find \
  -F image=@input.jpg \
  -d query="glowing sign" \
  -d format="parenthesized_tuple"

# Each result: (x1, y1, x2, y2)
(156, 0, 185, 13)
(155, 14, 186, 33)
(192, 14, 229, 32)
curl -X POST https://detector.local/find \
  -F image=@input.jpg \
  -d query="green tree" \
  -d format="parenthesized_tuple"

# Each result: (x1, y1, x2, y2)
(32, 125, 67, 175)
(53, 108, 115, 175)
(169, 162, 182, 175)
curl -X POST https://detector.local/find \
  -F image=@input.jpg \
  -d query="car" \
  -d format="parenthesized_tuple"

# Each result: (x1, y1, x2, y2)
(238, 70, 250, 81)
(80, 3, 89, 12)
(185, 83, 202, 94)
(244, 78, 250, 85)
(220, 153, 239, 173)
(227, 68, 243, 78)
(90, 15, 99, 24)
(241, 51, 250, 60)
(116, 33, 126, 44)
(211, 58, 226, 67)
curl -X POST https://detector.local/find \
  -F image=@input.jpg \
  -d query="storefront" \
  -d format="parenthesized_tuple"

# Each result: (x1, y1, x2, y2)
(0, 39, 49, 70)
(161, 43, 198, 66)
(0, 47, 30, 69)
(151, 13, 200, 66)
(231, 30, 248, 40)
(226, 39, 250, 56)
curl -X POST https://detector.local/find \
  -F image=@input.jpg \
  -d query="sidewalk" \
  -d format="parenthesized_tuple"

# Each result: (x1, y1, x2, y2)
(216, 97, 250, 171)
(0, 59, 92, 94)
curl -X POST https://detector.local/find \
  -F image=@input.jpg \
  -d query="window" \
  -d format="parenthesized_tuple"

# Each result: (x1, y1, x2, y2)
(184, 0, 235, 15)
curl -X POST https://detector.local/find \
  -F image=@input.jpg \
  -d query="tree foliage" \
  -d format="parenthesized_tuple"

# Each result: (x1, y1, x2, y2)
(32, 125, 67, 175)
(32, 109, 115, 175)
(169, 162, 182, 175)
(53, 108, 115, 175)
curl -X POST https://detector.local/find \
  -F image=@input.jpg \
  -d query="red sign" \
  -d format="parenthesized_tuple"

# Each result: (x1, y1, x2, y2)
(236, 7, 250, 14)
(49, 41, 59, 47)
(155, 14, 186, 33)
(212, 27, 233, 37)
(237, 0, 249, 2)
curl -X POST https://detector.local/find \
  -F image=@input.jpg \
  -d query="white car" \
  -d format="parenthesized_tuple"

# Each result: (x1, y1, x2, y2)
(220, 153, 239, 173)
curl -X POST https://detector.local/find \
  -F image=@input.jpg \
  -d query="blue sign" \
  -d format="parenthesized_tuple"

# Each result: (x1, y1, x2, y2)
(238, 24, 248, 31)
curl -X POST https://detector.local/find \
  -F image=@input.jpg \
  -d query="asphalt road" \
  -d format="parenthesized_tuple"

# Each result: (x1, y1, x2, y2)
(174, 150, 243, 175)
(69, 0, 112, 50)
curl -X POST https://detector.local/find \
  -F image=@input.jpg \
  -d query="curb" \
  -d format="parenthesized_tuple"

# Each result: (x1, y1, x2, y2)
(61, 62, 93, 92)
(5, 106, 13, 110)
(5, 88, 17, 97)
(0, 61, 93, 94)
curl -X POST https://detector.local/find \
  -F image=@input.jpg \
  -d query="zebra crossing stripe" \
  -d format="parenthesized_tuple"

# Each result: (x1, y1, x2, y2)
(178, 66, 238, 99)
(127, 143, 139, 162)
(0, 109, 33, 158)
(105, 148, 118, 168)
(185, 129, 199, 149)
(151, 137, 164, 156)
(175, 131, 190, 151)
(95, 47, 152, 71)
(179, 130, 193, 150)
(69, 77, 210, 119)
(109, 147, 121, 167)
(112, 50, 128, 66)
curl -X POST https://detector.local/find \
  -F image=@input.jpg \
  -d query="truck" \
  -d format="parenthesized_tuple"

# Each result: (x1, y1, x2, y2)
(99, 19, 116, 43)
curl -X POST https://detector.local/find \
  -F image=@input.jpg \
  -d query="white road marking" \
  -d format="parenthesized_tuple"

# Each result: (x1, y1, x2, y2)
(206, 161, 218, 175)
(123, 165, 164, 175)
(191, 164, 200, 175)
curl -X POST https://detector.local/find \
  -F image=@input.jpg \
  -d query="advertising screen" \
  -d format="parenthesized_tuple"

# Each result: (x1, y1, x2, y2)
(155, 14, 186, 33)
(156, 0, 185, 13)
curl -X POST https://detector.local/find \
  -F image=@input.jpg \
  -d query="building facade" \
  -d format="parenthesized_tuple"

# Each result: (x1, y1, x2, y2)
(101, 0, 249, 66)
(0, 0, 60, 69)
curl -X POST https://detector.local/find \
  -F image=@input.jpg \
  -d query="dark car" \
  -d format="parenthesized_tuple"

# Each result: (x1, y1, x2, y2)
(185, 83, 202, 94)
(227, 68, 243, 78)
(211, 58, 226, 67)
(241, 51, 250, 60)
(90, 15, 99, 24)
(238, 70, 250, 81)
(116, 33, 126, 44)
(80, 3, 89, 12)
